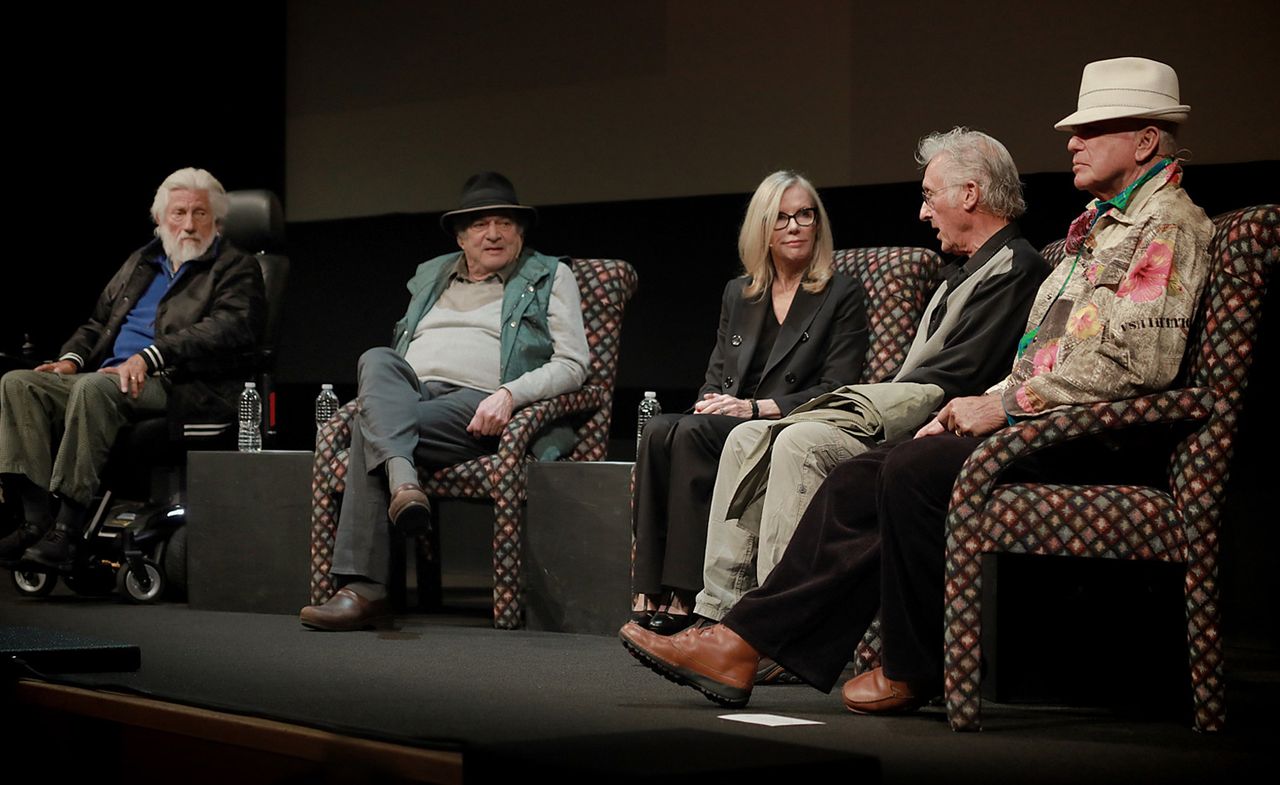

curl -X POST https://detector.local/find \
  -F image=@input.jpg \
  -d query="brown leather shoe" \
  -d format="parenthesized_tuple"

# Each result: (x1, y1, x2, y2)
(619, 620, 758, 707)
(299, 587, 391, 631)
(841, 667, 933, 715)
(388, 482, 431, 535)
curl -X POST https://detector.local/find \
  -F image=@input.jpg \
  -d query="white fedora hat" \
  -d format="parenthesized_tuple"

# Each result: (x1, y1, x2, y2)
(1055, 57, 1190, 131)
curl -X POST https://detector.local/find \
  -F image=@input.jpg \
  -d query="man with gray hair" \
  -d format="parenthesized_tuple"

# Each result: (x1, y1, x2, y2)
(299, 171, 590, 632)
(0, 167, 266, 568)
(620, 57, 1214, 715)
(686, 129, 1049, 654)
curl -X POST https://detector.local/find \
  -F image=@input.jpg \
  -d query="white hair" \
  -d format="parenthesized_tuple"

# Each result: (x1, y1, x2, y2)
(915, 127, 1026, 219)
(150, 167, 229, 224)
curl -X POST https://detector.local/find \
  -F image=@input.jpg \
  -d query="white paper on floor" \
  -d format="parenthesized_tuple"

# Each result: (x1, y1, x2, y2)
(718, 713, 824, 727)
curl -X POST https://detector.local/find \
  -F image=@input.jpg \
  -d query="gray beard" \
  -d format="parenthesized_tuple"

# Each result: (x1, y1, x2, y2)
(160, 229, 215, 267)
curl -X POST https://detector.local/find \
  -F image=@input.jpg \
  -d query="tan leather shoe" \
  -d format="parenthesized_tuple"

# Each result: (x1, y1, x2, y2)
(619, 620, 758, 707)
(841, 667, 932, 714)
(388, 482, 431, 535)
(299, 587, 391, 631)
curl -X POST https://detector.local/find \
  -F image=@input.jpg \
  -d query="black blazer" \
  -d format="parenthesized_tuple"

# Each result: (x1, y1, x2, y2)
(698, 273, 868, 415)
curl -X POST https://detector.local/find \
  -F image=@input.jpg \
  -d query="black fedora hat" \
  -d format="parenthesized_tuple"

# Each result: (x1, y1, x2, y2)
(439, 171, 537, 232)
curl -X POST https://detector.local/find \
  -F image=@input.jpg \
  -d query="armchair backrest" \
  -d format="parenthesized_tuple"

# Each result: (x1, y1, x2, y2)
(1173, 206, 1277, 534)
(1184, 206, 1278, 402)
(833, 247, 946, 383)
(1040, 239, 1069, 269)
(564, 258, 639, 461)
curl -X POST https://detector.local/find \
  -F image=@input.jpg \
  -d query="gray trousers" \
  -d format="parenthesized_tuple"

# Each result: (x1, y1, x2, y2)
(693, 419, 870, 620)
(331, 347, 496, 584)
(0, 370, 168, 506)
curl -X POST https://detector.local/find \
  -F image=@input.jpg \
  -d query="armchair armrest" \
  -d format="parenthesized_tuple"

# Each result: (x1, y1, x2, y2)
(949, 387, 1215, 514)
(313, 400, 360, 491)
(315, 387, 603, 478)
(494, 385, 606, 459)
(316, 400, 359, 445)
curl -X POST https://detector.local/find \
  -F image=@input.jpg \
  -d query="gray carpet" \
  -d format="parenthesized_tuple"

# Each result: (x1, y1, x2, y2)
(0, 589, 1273, 784)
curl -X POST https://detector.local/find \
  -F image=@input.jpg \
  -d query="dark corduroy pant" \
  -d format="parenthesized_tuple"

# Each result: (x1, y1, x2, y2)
(724, 429, 1165, 692)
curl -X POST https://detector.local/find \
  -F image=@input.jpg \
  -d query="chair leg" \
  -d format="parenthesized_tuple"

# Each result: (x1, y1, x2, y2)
(416, 507, 443, 612)
(387, 534, 407, 611)
(853, 615, 883, 675)
(310, 411, 353, 606)
(945, 551, 985, 731)
(1186, 570, 1226, 731)
(310, 478, 340, 605)
(491, 491, 523, 630)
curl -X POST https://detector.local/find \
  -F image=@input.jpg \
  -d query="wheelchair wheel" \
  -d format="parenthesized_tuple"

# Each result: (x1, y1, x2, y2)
(11, 569, 56, 597)
(117, 560, 166, 603)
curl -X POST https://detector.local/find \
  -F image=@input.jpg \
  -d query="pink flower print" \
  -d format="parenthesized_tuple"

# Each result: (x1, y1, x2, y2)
(1015, 384, 1046, 414)
(1084, 260, 1099, 284)
(1117, 239, 1173, 303)
(1067, 303, 1101, 340)
(1064, 207, 1097, 253)
(1032, 341, 1059, 376)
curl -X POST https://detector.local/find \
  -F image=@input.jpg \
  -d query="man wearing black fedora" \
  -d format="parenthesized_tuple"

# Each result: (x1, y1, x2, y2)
(301, 172, 590, 631)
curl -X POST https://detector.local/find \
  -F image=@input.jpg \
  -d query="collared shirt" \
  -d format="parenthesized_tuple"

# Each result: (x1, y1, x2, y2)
(449, 254, 519, 285)
(402, 255, 588, 405)
(736, 294, 781, 398)
(101, 253, 189, 369)
(992, 163, 1214, 417)
(893, 224, 1050, 400)
(926, 223, 1023, 337)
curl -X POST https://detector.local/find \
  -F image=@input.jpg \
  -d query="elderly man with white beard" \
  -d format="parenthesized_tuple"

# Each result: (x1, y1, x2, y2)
(0, 167, 266, 568)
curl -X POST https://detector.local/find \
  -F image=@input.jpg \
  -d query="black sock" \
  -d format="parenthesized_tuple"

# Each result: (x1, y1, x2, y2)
(54, 496, 87, 531)
(4, 474, 54, 529)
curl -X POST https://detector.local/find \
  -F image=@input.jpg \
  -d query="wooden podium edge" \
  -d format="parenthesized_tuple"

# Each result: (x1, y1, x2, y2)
(15, 679, 462, 784)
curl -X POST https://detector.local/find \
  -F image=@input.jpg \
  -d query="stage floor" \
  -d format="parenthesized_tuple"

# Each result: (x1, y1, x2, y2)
(1, 587, 1273, 784)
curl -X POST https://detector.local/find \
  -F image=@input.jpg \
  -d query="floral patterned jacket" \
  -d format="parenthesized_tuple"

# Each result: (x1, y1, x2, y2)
(990, 163, 1214, 417)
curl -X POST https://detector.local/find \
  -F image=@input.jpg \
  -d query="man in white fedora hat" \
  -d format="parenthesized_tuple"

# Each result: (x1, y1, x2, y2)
(1055, 56, 1190, 129)
(301, 171, 590, 631)
(619, 57, 1216, 716)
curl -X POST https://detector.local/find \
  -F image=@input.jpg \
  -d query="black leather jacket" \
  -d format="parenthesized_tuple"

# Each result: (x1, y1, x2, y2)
(59, 236, 267, 428)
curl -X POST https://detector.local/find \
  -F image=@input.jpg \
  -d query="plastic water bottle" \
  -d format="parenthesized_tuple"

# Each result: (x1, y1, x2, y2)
(315, 383, 339, 429)
(238, 382, 262, 453)
(636, 391, 661, 456)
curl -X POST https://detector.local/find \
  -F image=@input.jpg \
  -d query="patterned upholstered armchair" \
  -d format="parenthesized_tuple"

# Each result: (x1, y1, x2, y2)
(941, 205, 1278, 731)
(310, 258, 638, 629)
(830, 246, 949, 677)
(832, 247, 947, 386)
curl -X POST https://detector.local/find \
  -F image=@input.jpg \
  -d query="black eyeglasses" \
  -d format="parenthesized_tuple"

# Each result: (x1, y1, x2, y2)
(921, 184, 963, 208)
(774, 207, 817, 230)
